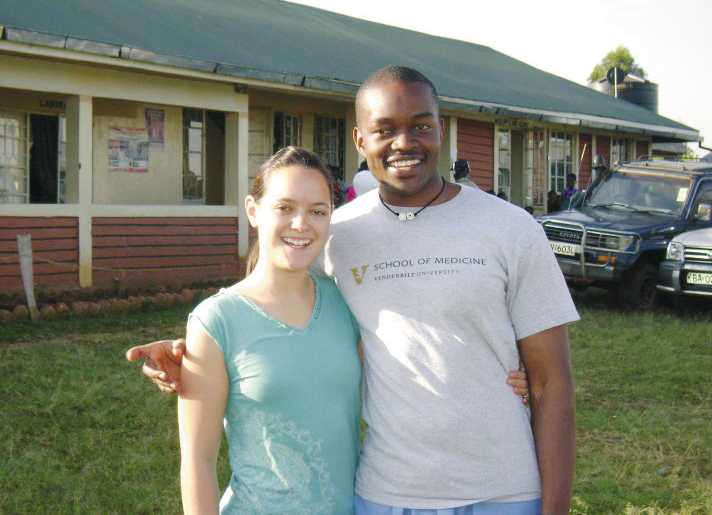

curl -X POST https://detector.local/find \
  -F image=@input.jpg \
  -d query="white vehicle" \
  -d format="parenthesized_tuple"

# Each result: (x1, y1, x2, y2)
(658, 227, 712, 308)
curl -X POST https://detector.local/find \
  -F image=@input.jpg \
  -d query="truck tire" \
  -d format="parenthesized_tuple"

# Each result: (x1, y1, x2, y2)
(618, 263, 658, 310)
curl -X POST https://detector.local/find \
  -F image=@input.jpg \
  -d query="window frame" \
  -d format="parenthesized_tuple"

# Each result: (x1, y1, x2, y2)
(182, 108, 206, 204)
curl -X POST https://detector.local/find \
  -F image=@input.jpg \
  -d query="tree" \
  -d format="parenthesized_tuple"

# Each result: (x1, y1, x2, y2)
(588, 46, 647, 83)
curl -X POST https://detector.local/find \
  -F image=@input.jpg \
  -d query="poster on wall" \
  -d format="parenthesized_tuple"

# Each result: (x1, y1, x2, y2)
(145, 108, 164, 149)
(108, 127, 149, 172)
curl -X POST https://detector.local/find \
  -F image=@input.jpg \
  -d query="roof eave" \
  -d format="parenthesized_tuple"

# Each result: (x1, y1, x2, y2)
(440, 96, 701, 143)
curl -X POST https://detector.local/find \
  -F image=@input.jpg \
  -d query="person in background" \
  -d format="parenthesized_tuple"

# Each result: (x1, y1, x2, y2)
(328, 164, 349, 207)
(561, 173, 583, 209)
(452, 158, 478, 189)
(347, 160, 379, 201)
(547, 189, 562, 213)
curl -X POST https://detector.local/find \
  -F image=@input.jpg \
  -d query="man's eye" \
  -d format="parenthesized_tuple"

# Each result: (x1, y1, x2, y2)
(414, 124, 430, 131)
(375, 128, 392, 135)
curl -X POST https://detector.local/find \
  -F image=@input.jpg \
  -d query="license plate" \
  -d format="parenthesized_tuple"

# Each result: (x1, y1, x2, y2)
(686, 272, 712, 285)
(550, 242, 580, 256)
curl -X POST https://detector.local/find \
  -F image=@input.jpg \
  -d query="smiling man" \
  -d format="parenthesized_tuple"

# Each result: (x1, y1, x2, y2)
(128, 66, 578, 515)
(319, 66, 579, 515)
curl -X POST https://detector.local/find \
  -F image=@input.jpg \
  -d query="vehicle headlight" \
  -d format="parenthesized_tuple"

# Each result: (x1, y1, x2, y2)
(600, 234, 635, 251)
(666, 241, 684, 261)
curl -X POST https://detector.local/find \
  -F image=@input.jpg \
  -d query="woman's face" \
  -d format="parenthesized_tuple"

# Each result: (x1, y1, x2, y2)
(247, 165, 332, 274)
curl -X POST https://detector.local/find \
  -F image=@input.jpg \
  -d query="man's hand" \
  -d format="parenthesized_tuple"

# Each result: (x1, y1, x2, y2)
(125, 339, 186, 394)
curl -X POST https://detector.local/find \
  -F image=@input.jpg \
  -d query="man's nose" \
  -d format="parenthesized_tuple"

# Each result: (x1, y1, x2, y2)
(391, 130, 416, 151)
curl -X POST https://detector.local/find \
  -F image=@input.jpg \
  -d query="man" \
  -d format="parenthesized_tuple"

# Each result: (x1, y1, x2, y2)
(561, 173, 582, 209)
(128, 66, 577, 515)
(452, 158, 478, 189)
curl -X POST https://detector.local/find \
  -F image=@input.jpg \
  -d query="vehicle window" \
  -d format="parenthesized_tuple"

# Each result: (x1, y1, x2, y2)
(587, 171, 691, 216)
(692, 183, 712, 221)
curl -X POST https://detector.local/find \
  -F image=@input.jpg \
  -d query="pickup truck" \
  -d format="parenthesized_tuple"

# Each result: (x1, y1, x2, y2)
(537, 159, 712, 309)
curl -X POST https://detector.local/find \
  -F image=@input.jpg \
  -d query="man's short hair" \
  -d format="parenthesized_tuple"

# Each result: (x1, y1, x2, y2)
(355, 65, 439, 125)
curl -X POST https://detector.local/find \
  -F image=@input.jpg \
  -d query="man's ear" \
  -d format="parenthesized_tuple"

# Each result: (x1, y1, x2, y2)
(353, 126, 366, 157)
(438, 117, 445, 144)
(245, 195, 259, 228)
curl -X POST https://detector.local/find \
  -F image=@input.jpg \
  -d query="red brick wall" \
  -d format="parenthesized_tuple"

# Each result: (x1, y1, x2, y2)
(1, 216, 242, 293)
(92, 217, 240, 287)
(457, 118, 494, 191)
(579, 134, 593, 188)
(636, 140, 650, 161)
(0, 217, 79, 291)
(596, 135, 611, 168)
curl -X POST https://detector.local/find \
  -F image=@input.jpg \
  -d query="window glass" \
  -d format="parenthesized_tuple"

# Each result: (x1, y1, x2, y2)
(0, 110, 28, 204)
(549, 132, 573, 194)
(497, 129, 511, 200)
(313, 115, 345, 176)
(183, 108, 205, 203)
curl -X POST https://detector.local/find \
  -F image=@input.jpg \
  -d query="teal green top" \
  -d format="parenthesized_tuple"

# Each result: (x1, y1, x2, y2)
(190, 275, 361, 515)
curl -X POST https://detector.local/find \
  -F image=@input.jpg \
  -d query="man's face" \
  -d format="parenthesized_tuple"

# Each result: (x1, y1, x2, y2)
(354, 81, 444, 204)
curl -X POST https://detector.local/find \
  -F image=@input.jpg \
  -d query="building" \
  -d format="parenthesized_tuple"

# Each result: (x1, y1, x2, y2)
(0, 0, 700, 293)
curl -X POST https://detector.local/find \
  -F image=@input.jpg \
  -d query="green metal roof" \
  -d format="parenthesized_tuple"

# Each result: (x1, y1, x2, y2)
(0, 0, 698, 141)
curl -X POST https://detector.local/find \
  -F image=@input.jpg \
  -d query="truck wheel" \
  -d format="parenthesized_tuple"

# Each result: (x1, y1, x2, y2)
(618, 263, 658, 310)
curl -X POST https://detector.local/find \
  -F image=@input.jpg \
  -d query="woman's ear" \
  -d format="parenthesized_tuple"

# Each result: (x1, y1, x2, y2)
(245, 195, 259, 228)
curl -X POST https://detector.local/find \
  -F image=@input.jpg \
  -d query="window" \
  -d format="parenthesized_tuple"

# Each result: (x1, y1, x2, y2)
(182, 108, 226, 205)
(313, 115, 345, 179)
(183, 108, 205, 203)
(273, 112, 302, 152)
(611, 138, 633, 165)
(526, 130, 547, 208)
(58, 116, 67, 203)
(497, 129, 511, 200)
(549, 132, 573, 193)
(0, 110, 27, 204)
(0, 110, 66, 204)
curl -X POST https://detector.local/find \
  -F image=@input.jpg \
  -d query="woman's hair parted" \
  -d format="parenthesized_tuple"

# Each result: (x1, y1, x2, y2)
(244, 147, 334, 275)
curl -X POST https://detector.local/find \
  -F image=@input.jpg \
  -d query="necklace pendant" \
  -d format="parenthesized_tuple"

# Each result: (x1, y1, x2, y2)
(406, 212, 415, 220)
(398, 212, 407, 221)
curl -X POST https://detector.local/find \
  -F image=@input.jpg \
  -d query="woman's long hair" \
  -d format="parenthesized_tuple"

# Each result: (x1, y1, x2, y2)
(244, 147, 334, 275)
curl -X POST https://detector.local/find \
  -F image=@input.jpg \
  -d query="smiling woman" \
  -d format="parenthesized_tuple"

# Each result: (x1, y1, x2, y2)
(243, 148, 334, 275)
(176, 146, 362, 515)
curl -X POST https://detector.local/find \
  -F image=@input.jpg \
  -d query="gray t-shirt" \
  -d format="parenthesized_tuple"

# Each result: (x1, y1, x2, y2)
(317, 185, 579, 508)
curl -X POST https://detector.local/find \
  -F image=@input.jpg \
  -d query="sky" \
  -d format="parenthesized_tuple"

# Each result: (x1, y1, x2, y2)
(286, 0, 712, 156)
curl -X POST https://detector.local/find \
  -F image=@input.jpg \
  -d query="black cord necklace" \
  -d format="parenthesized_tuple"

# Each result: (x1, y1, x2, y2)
(379, 179, 447, 221)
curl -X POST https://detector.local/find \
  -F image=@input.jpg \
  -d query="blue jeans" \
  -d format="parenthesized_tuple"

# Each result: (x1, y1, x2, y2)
(354, 494, 542, 515)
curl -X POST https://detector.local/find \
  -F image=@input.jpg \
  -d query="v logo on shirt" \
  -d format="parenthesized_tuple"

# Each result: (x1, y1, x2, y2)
(351, 265, 369, 285)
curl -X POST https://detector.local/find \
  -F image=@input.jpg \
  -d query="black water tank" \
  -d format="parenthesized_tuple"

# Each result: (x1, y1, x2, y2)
(618, 81, 658, 113)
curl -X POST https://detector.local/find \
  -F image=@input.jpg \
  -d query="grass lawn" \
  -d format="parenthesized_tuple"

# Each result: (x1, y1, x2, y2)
(1, 292, 710, 514)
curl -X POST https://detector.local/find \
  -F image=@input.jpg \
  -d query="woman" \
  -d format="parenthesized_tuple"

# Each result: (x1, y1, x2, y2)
(178, 147, 361, 514)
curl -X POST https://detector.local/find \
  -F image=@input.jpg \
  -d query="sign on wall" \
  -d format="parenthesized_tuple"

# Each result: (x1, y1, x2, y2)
(108, 127, 149, 172)
(145, 108, 164, 149)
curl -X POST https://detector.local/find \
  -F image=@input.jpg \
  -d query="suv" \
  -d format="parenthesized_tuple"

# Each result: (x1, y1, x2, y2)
(537, 159, 712, 309)
(658, 226, 712, 306)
